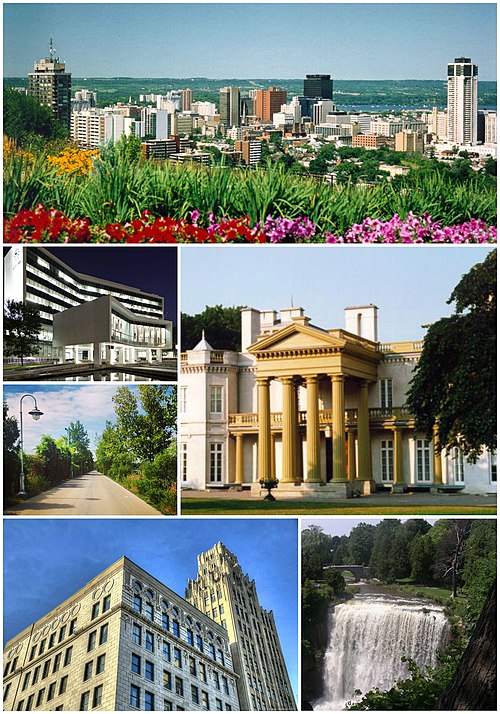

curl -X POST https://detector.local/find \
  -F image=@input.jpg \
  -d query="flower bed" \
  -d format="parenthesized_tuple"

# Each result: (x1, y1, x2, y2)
(3, 205, 497, 244)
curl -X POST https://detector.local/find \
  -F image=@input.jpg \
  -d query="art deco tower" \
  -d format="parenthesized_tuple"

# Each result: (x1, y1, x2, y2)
(185, 543, 297, 711)
(28, 39, 72, 129)
(447, 56, 478, 145)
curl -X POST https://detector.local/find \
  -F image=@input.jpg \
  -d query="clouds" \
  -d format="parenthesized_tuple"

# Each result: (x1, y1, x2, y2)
(3, 385, 130, 453)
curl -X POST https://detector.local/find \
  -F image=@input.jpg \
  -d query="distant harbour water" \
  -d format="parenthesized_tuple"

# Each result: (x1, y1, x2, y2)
(338, 104, 497, 112)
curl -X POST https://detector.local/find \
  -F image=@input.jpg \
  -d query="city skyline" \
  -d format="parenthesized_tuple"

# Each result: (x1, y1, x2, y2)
(3, 518, 299, 700)
(4, 3, 497, 80)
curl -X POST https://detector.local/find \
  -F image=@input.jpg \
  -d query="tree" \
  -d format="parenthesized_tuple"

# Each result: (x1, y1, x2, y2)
(181, 305, 244, 351)
(410, 532, 436, 584)
(369, 520, 402, 582)
(324, 568, 346, 596)
(461, 520, 497, 622)
(433, 520, 473, 597)
(66, 421, 94, 475)
(3, 402, 20, 500)
(3, 87, 67, 145)
(347, 523, 376, 565)
(406, 251, 496, 460)
(4, 300, 43, 367)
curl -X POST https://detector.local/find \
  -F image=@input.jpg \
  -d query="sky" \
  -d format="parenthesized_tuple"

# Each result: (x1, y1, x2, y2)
(3, 2, 497, 80)
(181, 245, 493, 343)
(3, 517, 299, 700)
(3, 384, 172, 454)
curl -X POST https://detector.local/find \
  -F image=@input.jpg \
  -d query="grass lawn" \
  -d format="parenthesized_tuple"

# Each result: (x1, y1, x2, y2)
(181, 499, 497, 516)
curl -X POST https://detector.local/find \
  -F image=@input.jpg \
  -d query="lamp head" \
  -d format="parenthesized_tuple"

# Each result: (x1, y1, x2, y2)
(28, 407, 44, 421)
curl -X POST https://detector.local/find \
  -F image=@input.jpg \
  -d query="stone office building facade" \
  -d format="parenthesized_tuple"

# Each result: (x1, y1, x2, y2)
(179, 305, 496, 496)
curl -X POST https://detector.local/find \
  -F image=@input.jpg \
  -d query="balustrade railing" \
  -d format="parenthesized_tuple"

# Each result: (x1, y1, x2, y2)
(228, 406, 415, 429)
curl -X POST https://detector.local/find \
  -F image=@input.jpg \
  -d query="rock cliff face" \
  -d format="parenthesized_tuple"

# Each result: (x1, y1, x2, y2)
(301, 605, 331, 707)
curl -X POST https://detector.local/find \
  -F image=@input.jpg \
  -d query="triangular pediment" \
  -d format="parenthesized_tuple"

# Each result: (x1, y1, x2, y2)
(248, 323, 346, 354)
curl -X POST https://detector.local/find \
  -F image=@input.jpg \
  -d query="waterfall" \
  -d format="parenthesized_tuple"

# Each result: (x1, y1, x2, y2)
(314, 594, 451, 710)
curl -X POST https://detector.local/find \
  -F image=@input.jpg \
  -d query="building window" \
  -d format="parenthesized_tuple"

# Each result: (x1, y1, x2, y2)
(181, 443, 188, 482)
(175, 676, 184, 697)
(91, 602, 100, 620)
(163, 699, 173, 711)
(451, 448, 465, 483)
(58, 626, 66, 643)
(102, 595, 111, 613)
(172, 620, 180, 637)
(192, 685, 200, 704)
(130, 685, 140, 709)
(416, 439, 432, 482)
(214, 671, 220, 689)
(210, 444, 223, 482)
(96, 654, 106, 675)
(39, 639, 46, 655)
(187, 629, 194, 646)
(222, 676, 229, 695)
(210, 385, 223, 414)
(179, 386, 187, 413)
(26, 695, 35, 711)
(88, 630, 97, 652)
(49, 633, 56, 649)
(64, 646, 73, 666)
(196, 635, 203, 652)
(189, 656, 197, 676)
(209, 644, 216, 660)
(47, 682, 56, 702)
(146, 630, 154, 652)
(162, 641, 171, 662)
(173, 647, 182, 668)
(163, 669, 172, 690)
(134, 595, 142, 613)
(491, 452, 497, 482)
(32, 666, 40, 684)
(29, 646, 37, 661)
(93, 685, 103, 708)
(100, 623, 108, 645)
(145, 660, 155, 682)
(84, 661, 93, 681)
(216, 698, 223, 711)
(145, 602, 154, 621)
(80, 691, 90, 711)
(145, 691, 154, 711)
(217, 649, 225, 666)
(22, 672, 31, 691)
(162, 613, 169, 631)
(52, 652, 61, 673)
(59, 676, 68, 695)
(69, 618, 77, 635)
(380, 379, 393, 410)
(36, 689, 45, 707)
(132, 623, 142, 645)
(42, 660, 50, 679)
(199, 663, 207, 683)
(132, 653, 141, 674)
(201, 691, 209, 709)
(381, 440, 394, 482)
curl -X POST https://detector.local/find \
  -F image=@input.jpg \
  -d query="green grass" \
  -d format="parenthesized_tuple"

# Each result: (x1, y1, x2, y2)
(181, 499, 496, 516)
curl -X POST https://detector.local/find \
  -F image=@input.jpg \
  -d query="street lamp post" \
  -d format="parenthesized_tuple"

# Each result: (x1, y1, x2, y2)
(65, 427, 74, 479)
(19, 394, 44, 498)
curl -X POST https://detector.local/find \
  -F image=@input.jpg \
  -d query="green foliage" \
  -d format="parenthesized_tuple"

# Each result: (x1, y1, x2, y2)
(302, 579, 332, 623)
(3, 402, 20, 500)
(410, 532, 437, 583)
(35, 435, 71, 486)
(324, 568, 346, 595)
(461, 520, 497, 623)
(4, 87, 67, 145)
(4, 299, 42, 366)
(181, 305, 244, 351)
(66, 420, 94, 475)
(406, 251, 496, 459)
(347, 523, 376, 565)
(137, 441, 177, 514)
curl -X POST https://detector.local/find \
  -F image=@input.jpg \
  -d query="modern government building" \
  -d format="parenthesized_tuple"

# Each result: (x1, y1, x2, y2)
(4, 247, 173, 367)
(180, 304, 496, 496)
(2, 545, 296, 712)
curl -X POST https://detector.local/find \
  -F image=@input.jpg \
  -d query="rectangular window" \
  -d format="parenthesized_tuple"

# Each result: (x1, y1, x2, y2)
(213, 607, 218, 618)
(145, 602, 154, 621)
(196, 635, 203, 652)
(84, 660, 93, 681)
(189, 656, 197, 676)
(30, 646, 37, 661)
(102, 594, 111, 613)
(58, 626, 66, 643)
(491, 452, 497, 482)
(145, 691, 154, 711)
(380, 379, 393, 410)
(132, 623, 142, 645)
(132, 653, 141, 674)
(214, 671, 220, 690)
(17, 700, 24, 711)
(210, 444, 223, 482)
(217, 649, 224, 666)
(42, 660, 50, 679)
(222, 676, 229, 695)
(80, 691, 90, 711)
(36, 689, 45, 707)
(145, 630, 154, 652)
(172, 620, 180, 637)
(91, 603, 100, 620)
(191, 685, 200, 704)
(69, 618, 77, 635)
(187, 629, 194, 646)
(99, 623, 108, 645)
(47, 682, 56, 702)
(381, 439, 394, 482)
(49, 633, 56, 649)
(452, 448, 465, 483)
(179, 386, 187, 413)
(96, 654, 106, 675)
(199, 663, 207, 682)
(145, 660, 154, 682)
(201, 691, 209, 709)
(3, 683, 10, 702)
(181, 443, 188, 482)
(209, 644, 216, 660)
(210, 385, 223, 413)
(130, 684, 140, 709)
(163, 669, 172, 690)
(59, 676, 68, 695)
(26, 695, 35, 711)
(220, 604, 224, 614)
(175, 677, 184, 697)
(134, 595, 142, 613)
(162, 613, 169, 631)
(88, 630, 97, 652)
(32, 666, 40, 684)
(416, 439, 432, 482)
(22, 672, 31, 691)
(39, 639, 46, 655)
(64, 646, 72, 666)
(52, 652, 61, 673)
(173, 647, 182, 668)
(216, 698, 223, 711)
(164, 699, 173, 711)
(92, 685, 103, 708)
(162, 641, 171, 662)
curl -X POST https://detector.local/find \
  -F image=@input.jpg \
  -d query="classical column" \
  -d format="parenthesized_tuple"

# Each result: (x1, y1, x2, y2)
(347, 428, 357, 482)
(392, 427, 404, 486)
(235, 433, 244, 485)
(281, 377, 296, 482)
(293, 381, 303, 482)
(433, 423, 443, 484)
(257, 377, 271, 481)
(331, 375, 346, 482)
(270, 432, 276, 480)
(305, 376, 321, 482)
(357, 380, 372, 480)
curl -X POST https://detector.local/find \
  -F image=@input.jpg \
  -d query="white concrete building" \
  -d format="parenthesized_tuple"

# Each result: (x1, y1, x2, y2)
(180, 305, 496, 497)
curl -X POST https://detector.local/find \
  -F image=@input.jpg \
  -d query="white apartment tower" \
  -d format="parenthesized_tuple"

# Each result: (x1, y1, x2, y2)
(447, 56, 478, 145)
(185, 543, 297, 711)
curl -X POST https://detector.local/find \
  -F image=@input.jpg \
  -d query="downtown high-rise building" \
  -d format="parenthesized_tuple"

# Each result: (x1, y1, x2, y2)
(303, 74, 333, 100)
(181, 89, 193, 112)
(219, 86, 241, 127)
(447, 56, 478, 145)
(254, 87, 287, 122)
(28, 39, 71, 129)
(185, 543, 297, 711)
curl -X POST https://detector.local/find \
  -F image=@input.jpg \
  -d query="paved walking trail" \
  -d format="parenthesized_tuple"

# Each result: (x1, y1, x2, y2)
(5, 471, 161, 516)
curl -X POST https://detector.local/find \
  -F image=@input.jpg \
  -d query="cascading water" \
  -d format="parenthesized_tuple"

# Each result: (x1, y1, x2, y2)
(314, 592, 451, 710)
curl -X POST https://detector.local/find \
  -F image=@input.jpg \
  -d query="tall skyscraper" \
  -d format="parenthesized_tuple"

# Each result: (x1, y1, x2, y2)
(219, 86, 241, 127)
(185, 543, 297, 711)
(28, 39, 71, 129)
(181, 88, 193, 112)
(303, 74, 333, 100)
(254, 86, 287, 122)
(447, 56, 478, 145)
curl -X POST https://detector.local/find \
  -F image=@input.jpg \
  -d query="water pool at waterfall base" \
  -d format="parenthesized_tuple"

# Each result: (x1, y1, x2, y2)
(313, 591, 451, 711)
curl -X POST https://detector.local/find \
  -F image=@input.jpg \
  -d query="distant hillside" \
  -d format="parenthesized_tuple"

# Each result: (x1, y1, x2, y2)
(5, 77, 496, 109)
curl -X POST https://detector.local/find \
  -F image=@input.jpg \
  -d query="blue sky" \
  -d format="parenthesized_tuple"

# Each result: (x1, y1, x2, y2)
(4, 3, 497, 79)
(3, 518, 299, 700)
(3, 384, 174, 455)
(181, 245, 493, 343)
